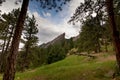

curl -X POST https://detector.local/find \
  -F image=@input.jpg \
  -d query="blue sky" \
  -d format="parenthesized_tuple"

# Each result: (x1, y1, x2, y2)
(0, 0, 84, 45)
(28, 0, 70, 24)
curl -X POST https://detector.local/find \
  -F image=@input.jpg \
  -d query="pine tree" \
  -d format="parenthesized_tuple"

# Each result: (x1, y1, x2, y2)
(69, 0, 120, 69)
(0, 9, 20, 72)
(2, 0, 71, 80)
(3, 1, 30, 80)
(22, 15, 38, 70)
(77, 17, 103, 53)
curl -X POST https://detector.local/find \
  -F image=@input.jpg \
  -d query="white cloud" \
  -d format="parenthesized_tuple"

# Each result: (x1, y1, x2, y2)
(32, 11, 80, 44)
(68, 0, 84, 16)
(0, 0, 84, 45)
(43, 12, 51, 17)
(0, 0, 22, 14)
(28, 0, 85, 44)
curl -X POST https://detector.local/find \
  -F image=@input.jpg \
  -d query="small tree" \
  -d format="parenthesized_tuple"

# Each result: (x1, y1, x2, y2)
(22, 15, 38, 70)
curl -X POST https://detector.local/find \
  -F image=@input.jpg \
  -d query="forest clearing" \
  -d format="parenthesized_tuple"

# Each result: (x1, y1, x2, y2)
(0, 0, 120, 80)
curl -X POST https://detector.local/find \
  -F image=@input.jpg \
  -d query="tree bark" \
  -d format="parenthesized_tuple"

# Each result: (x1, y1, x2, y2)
(106, 0, 120, 68)
(3, 0, 29, 80)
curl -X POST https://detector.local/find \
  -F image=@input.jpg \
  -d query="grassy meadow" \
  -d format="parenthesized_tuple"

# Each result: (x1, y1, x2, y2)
(1, 52, 118, 80)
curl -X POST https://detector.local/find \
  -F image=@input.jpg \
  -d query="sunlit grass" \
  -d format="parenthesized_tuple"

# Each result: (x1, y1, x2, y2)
(0, 54, 117, 80)
(16, 55, 116, 80)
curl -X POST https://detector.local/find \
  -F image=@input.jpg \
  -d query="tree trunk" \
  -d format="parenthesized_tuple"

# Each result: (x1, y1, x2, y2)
(106, 0, 120, 68)
(3, 0, 29, 80)
(1, 34, 7, 55)
(0, 27, 9, 72)
(4, 25, 15, 55)
(24, 41, 30, 69)
(0, 26, 15, 73)
(0, 36, 6, 72)
(1, 26, 9, 55)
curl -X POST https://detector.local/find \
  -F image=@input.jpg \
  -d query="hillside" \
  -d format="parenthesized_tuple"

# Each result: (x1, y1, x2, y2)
(40, 33, 79, 48)
(0, 52, 119, 80)
(40, 33, 65, 48)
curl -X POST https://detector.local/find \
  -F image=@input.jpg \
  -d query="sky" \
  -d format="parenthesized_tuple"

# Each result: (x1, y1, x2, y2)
(0, 0, 84, 45)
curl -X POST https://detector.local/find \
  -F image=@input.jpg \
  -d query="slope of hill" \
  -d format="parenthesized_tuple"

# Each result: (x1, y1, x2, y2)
(40, 33, 80, 48)
(40, 33, 65, 48)
(0, 53, 118, 80)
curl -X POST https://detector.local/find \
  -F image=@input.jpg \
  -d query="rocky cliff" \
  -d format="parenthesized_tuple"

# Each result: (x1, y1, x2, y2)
(40, 33, 65, 48)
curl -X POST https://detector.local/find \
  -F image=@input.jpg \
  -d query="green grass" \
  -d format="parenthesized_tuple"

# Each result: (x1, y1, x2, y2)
(0, 55, 117, 80)
(0, 74, 2, 80)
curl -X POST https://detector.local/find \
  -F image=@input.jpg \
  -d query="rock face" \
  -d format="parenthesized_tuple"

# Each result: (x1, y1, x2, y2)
(72, 34, 80, 41)
(40, 33, 65, 48)
(40, 33, 80, 48)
